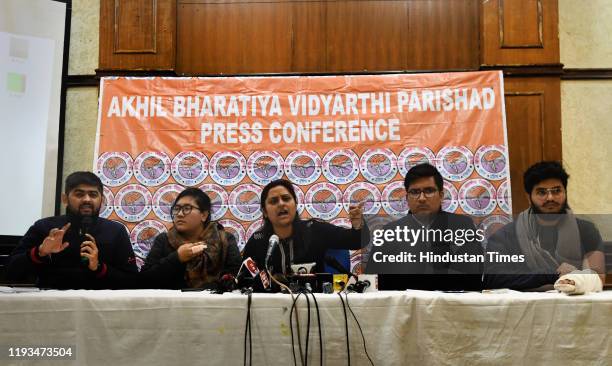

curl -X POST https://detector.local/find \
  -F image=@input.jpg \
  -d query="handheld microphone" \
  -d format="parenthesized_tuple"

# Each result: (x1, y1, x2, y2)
(265, 234, 280, 270)
(80, 216, 93, 265)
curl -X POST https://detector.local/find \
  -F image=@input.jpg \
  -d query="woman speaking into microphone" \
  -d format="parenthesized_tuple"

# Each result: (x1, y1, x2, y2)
(242, 179, 365, 275)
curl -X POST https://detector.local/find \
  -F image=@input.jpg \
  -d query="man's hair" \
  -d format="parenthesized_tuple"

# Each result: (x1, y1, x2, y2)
(523, 161, 569, 194)
(65, 171, 103, 194)
(404, 163, 444, 192)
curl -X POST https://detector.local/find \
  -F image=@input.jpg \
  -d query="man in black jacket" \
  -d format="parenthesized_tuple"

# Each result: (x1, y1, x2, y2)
(7, 171, 137, 289)
(369, 163, 484, 291)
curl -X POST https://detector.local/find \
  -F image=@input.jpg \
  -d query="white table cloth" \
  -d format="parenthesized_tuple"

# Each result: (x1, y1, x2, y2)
(1, 289, 611, 365)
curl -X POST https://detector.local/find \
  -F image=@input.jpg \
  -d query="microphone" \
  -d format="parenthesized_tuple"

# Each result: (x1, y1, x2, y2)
(265, 234, 280, 270)
(238, 257, 271, 290)
(325, 256, 357, 280)
(348, 280, 371, 293)
(216, 273, 237, 293)
(325, 256, 372, 293)
(80, 215, 93, 265)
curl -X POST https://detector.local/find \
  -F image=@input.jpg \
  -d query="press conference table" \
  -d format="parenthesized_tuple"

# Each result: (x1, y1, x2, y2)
(1, 289, 610, 366)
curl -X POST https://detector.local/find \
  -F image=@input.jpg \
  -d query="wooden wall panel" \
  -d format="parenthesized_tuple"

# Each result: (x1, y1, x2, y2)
(114, 0, 157, 53)
(407, 0, 479, 70)
(500, 0, 542, 48)
(503, 77, 561, 213)
(177, 2, 296, 74)
(174, 0, 479, 74)
(99, 0, 176, 71)
(326, 1, 408, 72)
(291, 2, 327, 72)
(481, 0, 559, 66)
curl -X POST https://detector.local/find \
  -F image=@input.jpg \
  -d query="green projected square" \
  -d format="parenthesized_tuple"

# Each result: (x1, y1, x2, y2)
(7, 72, 26, 93)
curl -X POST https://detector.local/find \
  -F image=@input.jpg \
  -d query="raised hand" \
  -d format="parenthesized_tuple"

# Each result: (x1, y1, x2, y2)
(348, 201, 365, 230)
(38, 223, 71, 257)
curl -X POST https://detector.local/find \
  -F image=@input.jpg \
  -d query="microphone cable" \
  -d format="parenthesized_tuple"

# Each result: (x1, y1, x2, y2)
(243, 291, 253, 366)
(304, 291, 311, 366)
(303, 289, 323, 366)
(344, 293, 375, 366)
(337, 292, 351, 366)
(290, 292, 305, 366)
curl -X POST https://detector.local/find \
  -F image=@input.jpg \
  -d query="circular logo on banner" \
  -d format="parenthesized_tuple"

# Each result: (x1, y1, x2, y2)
(436, 146, 475, 182)
(360, 148, 398, 184)
(246, 219, 264, 243)
(342, 182, 382, 215)
(496, 180, 512, 215)
(130, 220, 167, 260)
(209, 151, 247, 186)
(199, 183, 229, 221)
(152, 184, 183, 222)
(479, 214, 512, 239)
(229, 184, 263, 221)
(331, 217, 352, 229)
(114, 184, 153, 222)
(219, 219, 247, 252)
(96, 152, 133, 187)
(134, 152, 172, 186)
(171, 151, 209, 186)
(100, 187, 114, 218)
(322, 149, 360, 185)
(382, 181, 408, 216)
(397, 147, 436, 177)
(458, 179, 497, 217)
(305, 183, 343, 220)
(293, 184, 306, 215)
(284, 151, 322, 185)
(474, 145, 508, 181)
(442, 181, 460, 213)
(247, 151, 284, 185)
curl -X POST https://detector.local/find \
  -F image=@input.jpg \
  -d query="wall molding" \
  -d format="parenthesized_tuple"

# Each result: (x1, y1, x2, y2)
(562, 69, 612, 80)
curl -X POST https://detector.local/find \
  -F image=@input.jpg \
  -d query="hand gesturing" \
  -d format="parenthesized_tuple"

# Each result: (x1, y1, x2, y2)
(38, 223, 71, 257)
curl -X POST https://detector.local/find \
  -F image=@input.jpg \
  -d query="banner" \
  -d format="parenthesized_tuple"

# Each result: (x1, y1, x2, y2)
(95, 71, 512, 268)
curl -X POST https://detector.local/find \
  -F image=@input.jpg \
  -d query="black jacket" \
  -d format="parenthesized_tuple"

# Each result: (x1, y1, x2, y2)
(8, 215, 138, 289)
(242, 219, 364, 275)
(372, 211, 484, 291)
(141, 226, 242, 289)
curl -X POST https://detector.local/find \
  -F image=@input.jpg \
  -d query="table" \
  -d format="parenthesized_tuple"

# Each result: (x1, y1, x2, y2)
(1, 289, 611, 365)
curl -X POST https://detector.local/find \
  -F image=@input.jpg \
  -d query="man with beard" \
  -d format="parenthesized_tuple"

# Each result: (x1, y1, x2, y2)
(7, 172, 137, 289)
(484, 161, 605, 290)
(372, 163, 484, 291)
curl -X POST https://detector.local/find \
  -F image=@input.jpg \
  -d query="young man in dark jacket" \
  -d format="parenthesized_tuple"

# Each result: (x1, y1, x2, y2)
(8, 171, 137, 289)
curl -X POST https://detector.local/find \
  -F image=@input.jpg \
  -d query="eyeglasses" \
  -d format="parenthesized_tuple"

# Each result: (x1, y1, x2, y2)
(407, 187, 438, 199)
(171, 204, 200, 217)
(534, 187, 564, 199)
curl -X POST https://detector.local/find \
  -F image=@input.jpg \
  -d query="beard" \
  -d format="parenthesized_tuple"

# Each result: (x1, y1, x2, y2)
(66, 202, 100, 219)
(530, 199, 568, 222)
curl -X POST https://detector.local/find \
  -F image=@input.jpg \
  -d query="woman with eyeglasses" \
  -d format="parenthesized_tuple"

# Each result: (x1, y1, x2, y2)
(141, 188, 241, 289)
(242, 179, 365, 278)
